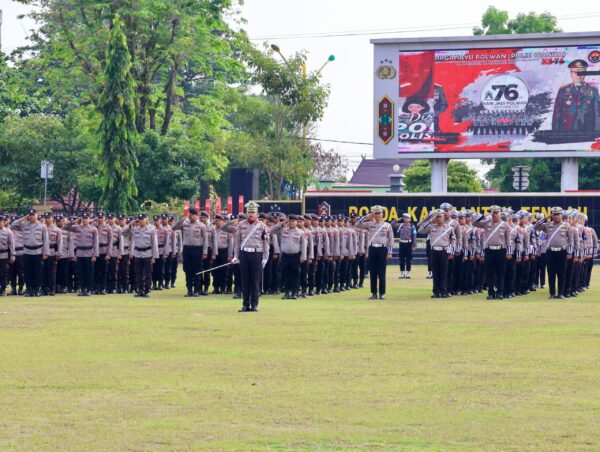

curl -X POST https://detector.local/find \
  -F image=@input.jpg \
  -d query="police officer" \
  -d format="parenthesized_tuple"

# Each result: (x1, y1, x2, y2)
(393, 213, 417, 279)
(473, 205, 512, 300)
(297, 215, 314, 297)
(124, 213, 159, 298)
(172, 208, 208, 297)
(8, 215, 25, 296)
(94, 212, 112, 295)
(64, 213, 99, 297)
(199, 211, 217, 296)
(42, 212, 62, 296)
(418, 209, 455, 298)
(356, 205, 394, 300)
(212, 214, 233, 294)
(167, 215, 182, 289)
(271, 214, 307, 300)
(152, 214, 172, 291)
(313, 215, 330, 295)
(56, 215, 74, 294)
(232, 202, 269, 312)
(534, 207, 574, 299)
(10, 209, 50, 297)
(107, 213, 122, 294)
(0, 215, 16, 296)
(117, 214, 131, 293)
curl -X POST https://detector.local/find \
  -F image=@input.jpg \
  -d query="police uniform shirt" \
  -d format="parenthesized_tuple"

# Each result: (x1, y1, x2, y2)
(157, 225, 172, 257)
(10, 218, 50, 256)
(128, 225, 159, 259)
(172, 219, 209, 255)
(356, 220, 395, 254)
(301, 227, 314, 260)
(0, 227, 15, 260)
(462, 224, 477, 257)
(314, 226, 330, 258)
(59, 227, 75, 258)
(109, 224, 122, 258)
(46, 225, 63, 257)
(534, 221, 574, 253)
(346, 226, 357, 257)
(233, 219, 269, 261)
(215, 226, 234, 257)
(96, 223, 113, 257)
(418, 222, 455, 251)
(473, 218, 512, 252)
(64, 223, 100, 258)
(13, 230, 24, 256)
(510, 224, 524, 259)
(270, 223, 307, 260)
(397, 222, 416, 244)
(204, 223, 217, 252)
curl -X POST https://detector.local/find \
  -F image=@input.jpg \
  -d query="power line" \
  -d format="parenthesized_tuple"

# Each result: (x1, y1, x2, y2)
(307, 137, 372, 146)
(249, 11, 600, 41)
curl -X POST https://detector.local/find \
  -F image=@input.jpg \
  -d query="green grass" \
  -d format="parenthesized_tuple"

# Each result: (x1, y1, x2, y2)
(1, 266, 600, 450)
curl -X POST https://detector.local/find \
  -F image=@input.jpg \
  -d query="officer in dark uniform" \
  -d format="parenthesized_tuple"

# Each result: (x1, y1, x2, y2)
(552, 59, 600, 132)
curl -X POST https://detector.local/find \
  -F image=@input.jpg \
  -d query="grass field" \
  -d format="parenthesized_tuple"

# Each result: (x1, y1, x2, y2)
(1, 265, 600, 450)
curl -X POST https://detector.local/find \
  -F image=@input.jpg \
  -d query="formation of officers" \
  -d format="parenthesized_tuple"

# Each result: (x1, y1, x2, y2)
(0, 202, 596, 307)
(418, 203, 597, 300)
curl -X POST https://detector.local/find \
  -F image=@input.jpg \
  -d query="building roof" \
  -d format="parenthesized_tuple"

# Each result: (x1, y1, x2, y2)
(349, 158, 414, 185)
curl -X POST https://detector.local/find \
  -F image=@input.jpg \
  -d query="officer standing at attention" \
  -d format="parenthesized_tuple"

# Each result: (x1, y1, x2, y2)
(231, 202, 269, 312)
(107, 213, 122, 294)
(534, 207, 574, 299)
(270, 215, 307, 300)
(199, 211, 217, 296)
(55, 215, 73, 294)
(123, 213, 159, 298)
(212, 214, 233, 294)
(10, 209, 50, 297)
(393, 213, 417, 279)
(64, 213, 99, 297)
(94, 212, 112, 295)
(167, 215, 182, 289)
(0, 215, 16, 296)
(356, 205, 394, 300)
(418, 210, 455, 298)
(473, 205, 512, 300)
(42, 212, 62, 296)
(172, 208, 208, 297)
(8, 215, 25, 296)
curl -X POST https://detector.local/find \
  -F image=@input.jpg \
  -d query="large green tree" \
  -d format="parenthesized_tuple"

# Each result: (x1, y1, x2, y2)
(404, 160, 483, 193)
(98, 15, 138, 213)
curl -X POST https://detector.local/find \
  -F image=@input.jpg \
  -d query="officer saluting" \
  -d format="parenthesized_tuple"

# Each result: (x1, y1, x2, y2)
(534, 207, 574, 299)
(64, 213, 99, 297)
(123, 213, 159, 298)
(473, 205, 512, 300)
(10, 209, 50, 297)
(418, 209, 455, 298)
(232, 202, 269, 312)
(172, 208, 208, 297)
(355, 205, 394, 300)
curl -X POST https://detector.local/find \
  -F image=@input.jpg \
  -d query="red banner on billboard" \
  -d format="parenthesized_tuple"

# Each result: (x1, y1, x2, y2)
(398, 46, 600, 152)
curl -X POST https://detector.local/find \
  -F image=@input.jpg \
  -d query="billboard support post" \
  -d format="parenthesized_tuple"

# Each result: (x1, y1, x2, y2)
(561, 157, 579, 192)
(431, 159, 448, 193)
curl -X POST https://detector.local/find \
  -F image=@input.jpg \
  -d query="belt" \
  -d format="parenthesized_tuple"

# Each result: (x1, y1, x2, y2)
(550, 247, 565, 252)
(243, 247, 259, 252)
(50, 244, 58, 250)
(15, 247, 23, 251)
(78, 246, 92, 250)
(400, 240, 411, 243)
(24, 244, 43, 250)
(487, 245, 503, 250)
(370, 244, 384, 248)
(100, 243, 109, 247)
(432, 246, 445, 251)
(135, 246, 152, 252)
(0, 249, 8, 253)
(113, 242, 119, 246)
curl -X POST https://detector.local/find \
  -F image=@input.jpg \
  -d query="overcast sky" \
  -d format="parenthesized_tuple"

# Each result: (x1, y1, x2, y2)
(2, 0, 600, 177)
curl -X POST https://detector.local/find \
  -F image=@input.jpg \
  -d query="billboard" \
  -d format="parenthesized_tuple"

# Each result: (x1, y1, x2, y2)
(397, 46, 600, 153)
(304, 193, 599, 232)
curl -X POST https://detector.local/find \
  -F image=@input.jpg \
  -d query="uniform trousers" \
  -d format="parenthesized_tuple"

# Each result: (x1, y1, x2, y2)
(240, 250, 262, 309)
(42, 255, 57, 294)
(398, 242, 413, 271)
(77, 256, 94, 294)
(299, 259, 309, 293)
(547, 249, 567, 296)
(201, 247, 213, 291)
(0, 259, 8, 291)
(94, 255, 108, 292)
(431, 249, 449, 295)
(118, 255, 130, 292)
(107, 257, 119, 292)
(213, 247, 229, 292)
(182, 245, 203, 294)
(485, 248, 507, 296)
(504, 254, 516, 296)
(24, 254, 43, 295)
(152, 255, 166, 287)
(135, 257, 153, 294)
(282, 252, 301, 295)
(315, 257, 325, 292)
(368, 246, 387, 295)
(56, 258, 69, 291)
(10, 254, 25, 291)
(338, 257, 348, 289)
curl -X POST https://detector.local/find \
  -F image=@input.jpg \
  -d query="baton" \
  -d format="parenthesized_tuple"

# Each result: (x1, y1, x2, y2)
(195, 261, 232, 275)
